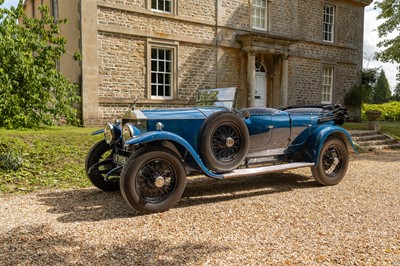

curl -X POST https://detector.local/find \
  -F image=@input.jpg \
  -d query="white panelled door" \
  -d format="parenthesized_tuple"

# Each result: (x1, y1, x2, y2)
(254, 72, 267, 107)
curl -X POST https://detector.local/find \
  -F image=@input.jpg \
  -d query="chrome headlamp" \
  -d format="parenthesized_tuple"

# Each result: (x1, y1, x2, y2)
(104, 123, 115, 144)
(122, 123, 135, 144)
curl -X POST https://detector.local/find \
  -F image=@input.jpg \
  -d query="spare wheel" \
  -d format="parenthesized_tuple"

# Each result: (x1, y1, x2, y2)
(198, 111, 249, 173)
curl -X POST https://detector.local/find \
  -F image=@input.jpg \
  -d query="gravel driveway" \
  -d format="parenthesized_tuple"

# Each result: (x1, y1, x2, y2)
(0, 150, 399, 265)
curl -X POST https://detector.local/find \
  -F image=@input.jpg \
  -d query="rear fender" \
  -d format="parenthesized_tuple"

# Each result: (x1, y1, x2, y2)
(125, 131, 223, 179)
(305, 125, 356, 165)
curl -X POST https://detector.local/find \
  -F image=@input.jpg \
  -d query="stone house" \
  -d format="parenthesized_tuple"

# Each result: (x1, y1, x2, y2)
(23, 0, 372, 126)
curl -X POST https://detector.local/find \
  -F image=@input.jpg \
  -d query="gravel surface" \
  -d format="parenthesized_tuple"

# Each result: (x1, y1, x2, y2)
(0, 150, 399, 265)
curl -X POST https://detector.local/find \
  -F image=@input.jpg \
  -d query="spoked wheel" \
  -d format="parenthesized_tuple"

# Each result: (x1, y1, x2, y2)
(85, 140, 120, 191)
(311, 137, 349, 185)
(212, 122, 242, 161)
(120, 147, 186, 213)
(199, 111, 249, 173)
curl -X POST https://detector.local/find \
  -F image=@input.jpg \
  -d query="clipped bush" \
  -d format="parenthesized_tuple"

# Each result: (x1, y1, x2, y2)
(0, 143, 24, 171)
(362, 102, 400, 121)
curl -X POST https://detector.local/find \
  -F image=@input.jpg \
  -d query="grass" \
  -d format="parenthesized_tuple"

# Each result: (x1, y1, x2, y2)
(343, 121, 400, 140)
(0, 127, 102, 195)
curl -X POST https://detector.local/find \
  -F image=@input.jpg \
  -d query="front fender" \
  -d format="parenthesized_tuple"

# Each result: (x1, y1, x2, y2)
(305, 125, 356, 165)
(91, 129, 104, 136)
(124, 131, 223, 179)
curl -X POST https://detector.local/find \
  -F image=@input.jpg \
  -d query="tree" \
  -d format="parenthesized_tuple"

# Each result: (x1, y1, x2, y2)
(392, 83, 400, 101)
(0, 1, 79, 129)
(374, 0, 400, 80)
(372, 69, 392, 103)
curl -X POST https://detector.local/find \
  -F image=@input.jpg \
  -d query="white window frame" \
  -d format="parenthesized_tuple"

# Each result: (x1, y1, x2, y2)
(323, 4, 335, 43)
(151, 0, 173, 14)
(147, 42, 177, 100)
(321, 67, 334, 104)
(252, 0, 267, 31)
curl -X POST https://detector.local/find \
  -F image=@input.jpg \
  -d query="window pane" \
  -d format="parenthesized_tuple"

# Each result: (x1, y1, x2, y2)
(158, 49, 164, 60)
(159, 0, 164, 11)
(159, 61, 164, 72)
(158, 73, 164, 84)
(151, 60, 157, 71)
(151, 73, 157, 83)
(152, 0, 157, 9)
(152, 85, 157, 96)
(165, 0, 171, 12)
(165, 85, 171, 97)
(151, 48, 157, 59)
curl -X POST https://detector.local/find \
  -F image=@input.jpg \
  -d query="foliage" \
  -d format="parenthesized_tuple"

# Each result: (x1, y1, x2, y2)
(374, 0, 400, 80)
(391, 83, 400, 101)
(0, 127, 100, 194)
(0, 142, 23, 171)
(344, 68, 378, 107)
(0, 1, 80, 129)
(372, 69, 392, 103)
(362, 102, 400, 121)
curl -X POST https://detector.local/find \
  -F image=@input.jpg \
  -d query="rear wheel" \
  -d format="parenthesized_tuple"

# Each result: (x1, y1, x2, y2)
(120, 147, 186, 213)
(85, 140, 120, 191)
(311, 137, 349, 186)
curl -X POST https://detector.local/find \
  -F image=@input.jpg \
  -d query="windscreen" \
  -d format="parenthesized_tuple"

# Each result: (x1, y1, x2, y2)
(196, 87, 236, 108)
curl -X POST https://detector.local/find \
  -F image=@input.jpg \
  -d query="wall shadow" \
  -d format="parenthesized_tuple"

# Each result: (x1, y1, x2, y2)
(0, 224, 229, 265)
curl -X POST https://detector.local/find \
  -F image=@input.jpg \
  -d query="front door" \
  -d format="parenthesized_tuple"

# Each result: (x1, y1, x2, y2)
(254, 72, 267, 107)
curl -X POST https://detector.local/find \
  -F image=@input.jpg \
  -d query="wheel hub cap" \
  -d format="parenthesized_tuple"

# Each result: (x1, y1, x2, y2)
(154, 176, 165, 188)
(225, 137, 235, 148)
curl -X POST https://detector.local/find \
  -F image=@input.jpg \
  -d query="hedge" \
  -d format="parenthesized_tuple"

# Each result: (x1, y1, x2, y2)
(362, 102, 400, 121)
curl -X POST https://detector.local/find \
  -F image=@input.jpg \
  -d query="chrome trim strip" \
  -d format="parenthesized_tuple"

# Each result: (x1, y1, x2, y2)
(222, 162, 315, 179)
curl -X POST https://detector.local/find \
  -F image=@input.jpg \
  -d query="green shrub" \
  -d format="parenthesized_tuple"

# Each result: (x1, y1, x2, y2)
(0, 143, 23, 171)
(362, 102, 400, 121)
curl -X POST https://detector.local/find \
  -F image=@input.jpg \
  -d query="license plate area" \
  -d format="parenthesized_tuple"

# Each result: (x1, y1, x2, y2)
(113, 154, 127, 165)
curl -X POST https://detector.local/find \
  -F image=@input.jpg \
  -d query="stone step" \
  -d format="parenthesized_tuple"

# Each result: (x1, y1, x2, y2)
(354, 138, 398, 146)
(347, 130, 400, 151)
(347, 130, 378, 137)
(364, 143, 400, 151)
(352, 134, 388, 141)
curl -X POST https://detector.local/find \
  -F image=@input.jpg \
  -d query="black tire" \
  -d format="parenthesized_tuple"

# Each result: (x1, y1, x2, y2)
(85, 140, 120, 191)
(198, 111, 249, 173)
(120, 147, 186, 213)
(311, 137, 349, 186)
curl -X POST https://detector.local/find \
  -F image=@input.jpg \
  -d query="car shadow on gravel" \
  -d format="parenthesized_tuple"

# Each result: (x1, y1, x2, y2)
(37, 172, 319, 222)
(0, 224, 229, 265)
(178, 172, 319, 209)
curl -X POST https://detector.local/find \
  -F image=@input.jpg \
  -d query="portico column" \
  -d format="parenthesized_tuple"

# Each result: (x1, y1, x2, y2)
(280, 54, 289, 107)
(247, 52, 256, 107)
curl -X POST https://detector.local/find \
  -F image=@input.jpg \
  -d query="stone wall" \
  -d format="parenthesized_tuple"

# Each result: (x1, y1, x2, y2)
(84, 0, 369, 124)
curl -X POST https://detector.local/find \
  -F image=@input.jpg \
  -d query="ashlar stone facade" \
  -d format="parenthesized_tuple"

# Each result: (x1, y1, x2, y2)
(23, 0, 372, 125)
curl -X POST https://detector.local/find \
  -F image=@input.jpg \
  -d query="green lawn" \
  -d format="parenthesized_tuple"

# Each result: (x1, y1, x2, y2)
(343, 121, 400, 140)
(0, 127, 102, 194)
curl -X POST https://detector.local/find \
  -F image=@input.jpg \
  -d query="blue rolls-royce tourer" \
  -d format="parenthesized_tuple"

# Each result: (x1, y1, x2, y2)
(86, 87, 354, 213)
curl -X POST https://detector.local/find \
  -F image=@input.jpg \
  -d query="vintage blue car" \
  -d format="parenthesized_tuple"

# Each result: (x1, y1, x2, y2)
(86, 87, 354, 213)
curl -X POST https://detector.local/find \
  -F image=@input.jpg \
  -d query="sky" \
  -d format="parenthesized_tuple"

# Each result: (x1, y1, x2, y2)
(1, 0, 399, 90)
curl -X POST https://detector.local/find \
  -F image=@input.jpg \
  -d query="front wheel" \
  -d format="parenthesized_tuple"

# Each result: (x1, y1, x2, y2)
(311, 137, 349, 186)
(85, 140, 120, 191)
(120, 147, 186, 213)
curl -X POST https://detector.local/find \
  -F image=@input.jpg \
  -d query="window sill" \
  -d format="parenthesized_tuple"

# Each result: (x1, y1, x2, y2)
(99, 97, 194, 105)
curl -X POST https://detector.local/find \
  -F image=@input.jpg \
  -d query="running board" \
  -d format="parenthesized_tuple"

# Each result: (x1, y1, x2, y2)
(222, 162, 315, 179)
